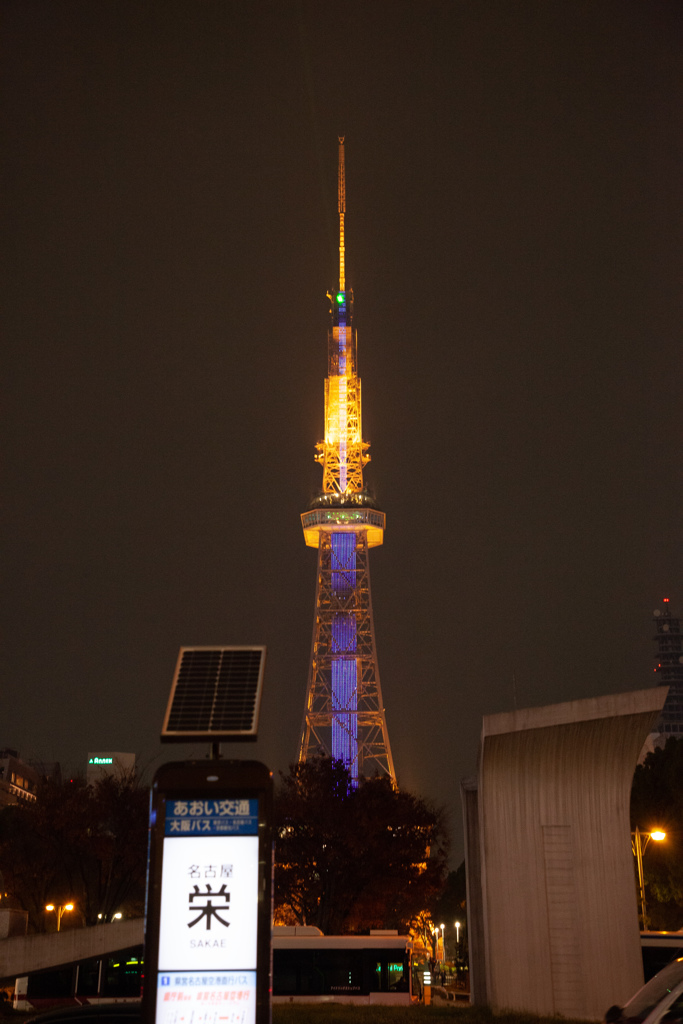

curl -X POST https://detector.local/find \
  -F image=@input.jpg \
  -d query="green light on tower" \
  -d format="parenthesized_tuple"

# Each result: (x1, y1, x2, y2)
(336, 292, 344, 304)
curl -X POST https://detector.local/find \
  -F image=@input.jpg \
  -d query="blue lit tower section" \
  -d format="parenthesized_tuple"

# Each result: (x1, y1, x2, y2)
(331, 533, 358, 767)
(299, 138, 395, 783)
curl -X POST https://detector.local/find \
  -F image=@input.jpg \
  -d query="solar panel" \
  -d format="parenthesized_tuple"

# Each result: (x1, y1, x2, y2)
(161, 646, 266, 741)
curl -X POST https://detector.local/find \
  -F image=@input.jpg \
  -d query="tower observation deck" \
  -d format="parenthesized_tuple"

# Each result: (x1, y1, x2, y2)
(298, 138, 395, 784)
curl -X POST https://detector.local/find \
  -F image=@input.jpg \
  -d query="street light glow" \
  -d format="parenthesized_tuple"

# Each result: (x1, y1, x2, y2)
(45, 902, 74, 931)
(632, 827, 667, 929)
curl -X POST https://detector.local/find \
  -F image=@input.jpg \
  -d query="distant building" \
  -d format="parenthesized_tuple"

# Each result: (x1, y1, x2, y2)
(0, 750, 41, 806)
(86, 752, 136, 785)
(652, 598, 683, 738)
(27, 758, 61, 782)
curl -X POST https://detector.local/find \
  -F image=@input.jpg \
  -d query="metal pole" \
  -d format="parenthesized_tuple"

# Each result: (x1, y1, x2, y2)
(634, 827, 647, 929)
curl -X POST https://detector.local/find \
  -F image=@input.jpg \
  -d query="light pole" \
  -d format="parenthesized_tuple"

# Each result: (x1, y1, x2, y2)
(45, 903, 74, 932)
(440, 924, 445, 962)
(454, 919, 461, 946)
(632, 827, 666, 930)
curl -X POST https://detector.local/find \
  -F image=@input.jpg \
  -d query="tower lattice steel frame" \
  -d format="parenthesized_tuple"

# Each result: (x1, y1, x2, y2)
(298, 138, 395, 783)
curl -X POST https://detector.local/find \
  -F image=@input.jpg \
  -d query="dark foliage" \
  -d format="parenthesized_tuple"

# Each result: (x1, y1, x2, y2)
(274, 757, 449, 935)
(0, 773, 149, 931)
(630, 736, 683, 930)
(432, 861, 466, 927)
(431, 861, 468, 964)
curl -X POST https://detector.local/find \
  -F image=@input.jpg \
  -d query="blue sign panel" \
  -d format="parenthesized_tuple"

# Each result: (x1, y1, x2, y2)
(165, 798, 259, 836)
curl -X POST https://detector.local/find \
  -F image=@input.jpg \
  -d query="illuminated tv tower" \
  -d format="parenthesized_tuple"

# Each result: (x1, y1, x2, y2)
(298, 137, 395, 784)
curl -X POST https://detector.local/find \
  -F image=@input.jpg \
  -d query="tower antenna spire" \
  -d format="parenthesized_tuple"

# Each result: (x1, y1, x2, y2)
(338, 136, 346, 293)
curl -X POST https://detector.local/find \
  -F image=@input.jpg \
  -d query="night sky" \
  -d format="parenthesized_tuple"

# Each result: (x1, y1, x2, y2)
(3, 1, 681, 862)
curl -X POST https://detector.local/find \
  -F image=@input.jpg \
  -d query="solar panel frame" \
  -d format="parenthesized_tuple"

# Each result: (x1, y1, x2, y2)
(161, 646, 266, 741)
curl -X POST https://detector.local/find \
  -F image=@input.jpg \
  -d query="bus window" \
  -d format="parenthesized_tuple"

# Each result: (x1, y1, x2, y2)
(388, 961, 408, 991)
(290, 949, 323, 995)
(76, 958, 101, 998)
(27, 967, 74, 1001)
(371, 955, 409, 992)
(319, 950, 363, 995)
(272, 953, 298, 994)
(101, 948, 143, 998)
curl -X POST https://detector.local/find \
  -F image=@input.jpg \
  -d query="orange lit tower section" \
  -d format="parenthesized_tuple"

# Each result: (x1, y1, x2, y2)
(299, 138, 395, 783)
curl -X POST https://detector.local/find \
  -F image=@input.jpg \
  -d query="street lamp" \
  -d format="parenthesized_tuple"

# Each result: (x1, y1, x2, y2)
(440, 924, 445, 962)
(454, 919, 461, 945)
(45, 903, 74, 932)
(632, 827, 666, 930)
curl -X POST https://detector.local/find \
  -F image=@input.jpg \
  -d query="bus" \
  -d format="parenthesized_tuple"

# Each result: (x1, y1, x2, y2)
(271, 926, 414, 1005)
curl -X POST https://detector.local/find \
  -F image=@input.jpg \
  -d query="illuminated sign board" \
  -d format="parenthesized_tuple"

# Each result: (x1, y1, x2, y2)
(144, 762, 272, 1024)
(86, 752, 136, 784)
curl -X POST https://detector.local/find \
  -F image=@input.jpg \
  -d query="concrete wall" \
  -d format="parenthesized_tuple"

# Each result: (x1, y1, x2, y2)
(0, 910, 28, 940)
(464, 687, 668, 1022)
(0, 918, 144, 980)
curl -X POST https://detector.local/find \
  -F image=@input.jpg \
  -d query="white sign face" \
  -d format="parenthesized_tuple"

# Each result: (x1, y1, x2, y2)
(154, 797, 260, 1024)
(158, 834, 259, 970)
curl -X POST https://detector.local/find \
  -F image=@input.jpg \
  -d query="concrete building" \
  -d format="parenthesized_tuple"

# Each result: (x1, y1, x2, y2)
(652, 599, 683, 739)
(0, 750, 41, 807)
(462, 686, 668, 1022)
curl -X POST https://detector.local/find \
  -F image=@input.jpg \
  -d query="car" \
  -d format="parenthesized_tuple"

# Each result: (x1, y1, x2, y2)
(605, 957, 683, 1024)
